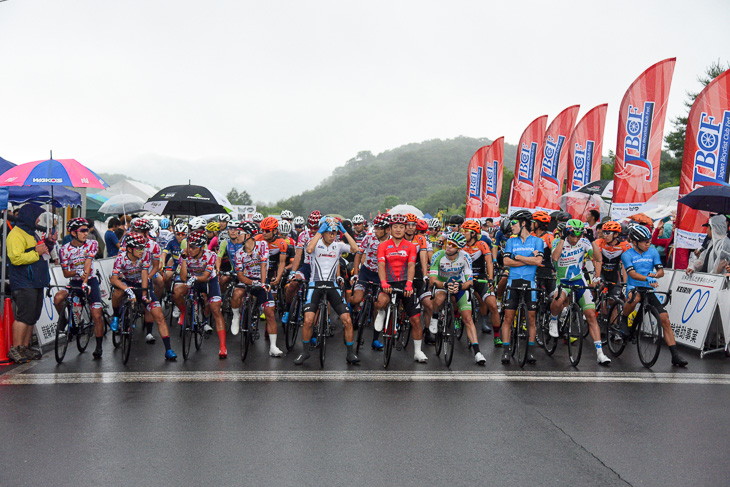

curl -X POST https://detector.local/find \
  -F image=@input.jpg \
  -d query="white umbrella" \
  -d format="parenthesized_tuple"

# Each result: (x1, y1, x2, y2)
(99, 193, 145, 215)
(388, 204, 424, 218)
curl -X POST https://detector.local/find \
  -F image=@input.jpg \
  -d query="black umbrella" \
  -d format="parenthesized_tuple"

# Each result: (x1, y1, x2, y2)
(575, 179, 613, 199)
(143, 184, 231, 216)
(678, 184, 730, 214)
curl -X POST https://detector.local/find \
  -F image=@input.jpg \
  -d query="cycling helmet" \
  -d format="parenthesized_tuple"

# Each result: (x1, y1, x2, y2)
(260, 216, 279, 232)
(131, 218, 153, 232)
(67, 217, 89, 233)
(509, 209, 533, 222)
(293, 216, 305, 227)
(159, 218, 171, 229)
(278, 220, 292, 235)
(390, 214, 407, 226)
(446, 232, 467, 249)
(218, 213, 231, 222)
(187, 230, 208, 248)
(352, 214, 365, 224)
(280, 210, 294, 220)
(416, 219, 429, 232)
(189, 217, 207, 230)
(373, 214, 390, 228)
(565, 219, 585, 237)
(174, 222, 189, 234)
(448, 215, 464, 226)
(428, 218, 441, 230)
(628, 224, 652, 242)
(173, 217, 185, 226)
(308, 211, 322, 229)
(602, 221, 622, 233)
(461, 220, 481, 233)
(500, 218, 512, 234)
(405, 213, 418, 223)
(206, 221, 220, 233)
(228, 220, 242, 230)
(252, 212, 264, 223)
(239, 221, 258, 236)
(149, 219, 160, 238)
(532, 210, 551, 225)
(125, 232, 147, 250)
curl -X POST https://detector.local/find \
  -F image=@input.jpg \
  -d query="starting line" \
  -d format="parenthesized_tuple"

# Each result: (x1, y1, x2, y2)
(2, 369, 730, 385)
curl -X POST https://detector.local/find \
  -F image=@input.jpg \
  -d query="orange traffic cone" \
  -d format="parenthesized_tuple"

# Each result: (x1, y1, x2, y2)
(0, 298, 13, 365)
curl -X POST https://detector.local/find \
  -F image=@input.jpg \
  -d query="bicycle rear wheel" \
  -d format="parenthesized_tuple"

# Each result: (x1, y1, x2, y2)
(285, 296, 301, 351)
(516, 305, 529, 367)
(535, 304, 546, 348)
(444, 305, 456, 367)
(76, 306, 93, 353)
(383, 307, 396, 368)
(182, 302, 193, 359)
(567, 305, 584, 366)
(637, 305, 662, 368)
(434, 313, 444, 357)
(241, 303, 251, 361)
(606, 301, 626, 357)
(121, 310, 133, 365)
(397, 311, 411, 351)
(319, 306, 328, 368)
(194, 301, 204, 351)
(54, 305, 72, 364)
(355, 297, 370, 354)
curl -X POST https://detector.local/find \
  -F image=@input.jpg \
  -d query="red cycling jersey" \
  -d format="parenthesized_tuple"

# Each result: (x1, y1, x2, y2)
(377, 237, 417, 282)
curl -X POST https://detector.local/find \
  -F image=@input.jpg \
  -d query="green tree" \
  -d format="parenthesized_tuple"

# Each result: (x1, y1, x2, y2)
(601, 151, 615, 180)
(227, 188, 253, 205)
(381, 195, 399, 213)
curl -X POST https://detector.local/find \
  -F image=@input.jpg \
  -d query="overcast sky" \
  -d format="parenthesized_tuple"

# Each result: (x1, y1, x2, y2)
(1, 0, 728, 203)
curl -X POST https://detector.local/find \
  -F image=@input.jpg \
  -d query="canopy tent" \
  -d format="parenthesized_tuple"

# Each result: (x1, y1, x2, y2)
(85, 193, 109, 221)
(97, 179, 157, 200)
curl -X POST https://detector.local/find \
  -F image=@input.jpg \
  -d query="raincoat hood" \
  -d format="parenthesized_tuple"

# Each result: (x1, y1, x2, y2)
(16, 203, 45, 235)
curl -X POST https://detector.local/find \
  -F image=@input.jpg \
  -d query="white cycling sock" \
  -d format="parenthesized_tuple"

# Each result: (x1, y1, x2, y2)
(374, 310, 385, 332)
(429, 318, 438, 333)
(270, 334, 278, 350)
(413, 339, 422, 353)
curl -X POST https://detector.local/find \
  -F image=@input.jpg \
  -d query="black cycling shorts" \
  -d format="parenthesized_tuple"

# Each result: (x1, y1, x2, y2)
(504, 279, 537, 311)
(387, 280, 421, 318)
(303, 281, 349, 316)
(627, 288, 666, 315)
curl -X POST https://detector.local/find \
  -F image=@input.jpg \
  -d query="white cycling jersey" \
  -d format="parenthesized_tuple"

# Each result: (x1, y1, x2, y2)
(308, 240, 350, 283)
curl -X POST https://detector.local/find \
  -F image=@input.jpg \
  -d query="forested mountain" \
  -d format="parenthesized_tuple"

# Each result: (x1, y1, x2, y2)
(259, 137, 518, 217)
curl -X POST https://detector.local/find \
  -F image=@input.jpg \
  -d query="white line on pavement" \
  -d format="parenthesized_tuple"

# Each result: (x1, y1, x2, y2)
(1, 370, 729, 385)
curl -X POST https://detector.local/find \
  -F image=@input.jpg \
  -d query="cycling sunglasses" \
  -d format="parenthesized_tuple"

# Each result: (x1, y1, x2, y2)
(76, 228, 90, 233)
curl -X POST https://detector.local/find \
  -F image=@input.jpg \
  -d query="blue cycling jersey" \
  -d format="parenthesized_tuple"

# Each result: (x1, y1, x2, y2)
(479, 233, 493, 249)
(621, 246, 663, 291)
(494, 231, 510, 250)
(504, 235, 544, 283)
(164, 239, 182, 265)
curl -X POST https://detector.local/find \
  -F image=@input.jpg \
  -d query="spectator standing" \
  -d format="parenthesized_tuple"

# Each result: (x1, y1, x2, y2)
(105, 217, 122, 257)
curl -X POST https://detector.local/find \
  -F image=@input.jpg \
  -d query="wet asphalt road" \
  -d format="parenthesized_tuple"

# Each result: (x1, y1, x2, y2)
(1, 316, 729, 487)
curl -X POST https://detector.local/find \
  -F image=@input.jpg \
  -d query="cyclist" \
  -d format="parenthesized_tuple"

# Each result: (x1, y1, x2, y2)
(157, 218, 173, 248)
(54, 218, 106, 359)
(351, 214, 368, 247)
(402, 213, 435, 346)
(251, 212, 264, 230)
(189, 217, 207, 232)
(230, 221, 284, 357)
(531, 210, 557, 341)
(162, 222, 187, 318)
(493, 218, 513, 307)
(351, 213, 390, 350)
(459, 219, 499, 337)
(377, 214, 428, 363)
(292, 216, 306, 239)
(428, 218, 442, 250)
(417, 219, 433, 261)
(206, 221, 220, 251)
(430, 232, 487, 365)
(620, 225, 687, 367)
(549, 219, 611, 365)
(500, 210, 544, 365)
(594, 220, 631, 309)
(278, 220, 297, 274)
(437, 215, 464, 248)
(293, 217, 360, 365)
(256, 216, 289, 307)
(130, 218, 164, 343)
(217, 220, 245, 293)
(176, 230, 228, 359)
(109, 232, 177, 360)
(280, 210, 298, 240)
(282, 210, 321, 324)
(217, 214, 231, 243)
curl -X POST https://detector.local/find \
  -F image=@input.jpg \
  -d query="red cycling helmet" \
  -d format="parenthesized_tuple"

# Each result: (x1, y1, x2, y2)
(416, 219, 428, 232)
(390, 214, 407, 226)
(187, 230, 208, 248)
(308, 210, 322, 229)
(373, 214, 390, 228)
(125, 232, 147, 250)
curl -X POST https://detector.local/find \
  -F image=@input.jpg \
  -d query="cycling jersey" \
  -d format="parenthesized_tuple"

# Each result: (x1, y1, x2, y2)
(145, 239, 162, 273)
(234, 240, 268, 280)
(59, 240, 98, 277)
(112, 251, 151, 283)
(503, 235, 544, 283)
(185, 249, 218, 280)
(621, 247, 663, 291)
(595, 239, 631, 274)
(309, 240, 350, 283)
(163, 238, 183, 267)
(377, 237, 417, 282)
(429, 250, 473, 283)
(358, 233, 383, 273)
(255, 234, 288, 268)
(532, 231, 554, 270)
(353, 230, 369, 248)
(218, 239, 244, 267)
(296, 229, 316, 265)
(462, 239, 491, 277)
(405, 234, 429, 277)
(552, 237, 593, 281)
(157, 229, 173, 249)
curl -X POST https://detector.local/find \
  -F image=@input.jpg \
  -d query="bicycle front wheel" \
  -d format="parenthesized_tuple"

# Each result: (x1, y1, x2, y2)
(319, 306, 328, 368)
(241, 304, 251, 361)
(444, 305, 456, 367)
(383, 307, 396, 368)
(54, 305, 72, 364)
(182, 302, 193, 359)
(567, 305, 584, 367)
(76, 307, 93, 353)
(121, 311, 133, 365)
(434, 313, 444, 357)
(285, 297, 301, 351)
(194, 302, 204, 351)
(637, 305, 662, 368)
(515, 305, 528, 367)
(606, 301, 626, 357)
(355, 298, 370, 354)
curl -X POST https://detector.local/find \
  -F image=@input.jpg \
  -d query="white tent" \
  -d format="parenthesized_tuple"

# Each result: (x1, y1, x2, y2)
(98, 179, 157, 200)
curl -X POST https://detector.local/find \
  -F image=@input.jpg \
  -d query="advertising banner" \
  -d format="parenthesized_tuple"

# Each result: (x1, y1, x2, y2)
(482, 137, 504, 219)
(466, 145, 489, 218)
(667, 271, 725, 350)
(509, 115, 548, 213)
(675, 68, 730, 249)
(534, 105, 580, 212)
(612, 58, 676, 219)
(567, 104, 607, 193)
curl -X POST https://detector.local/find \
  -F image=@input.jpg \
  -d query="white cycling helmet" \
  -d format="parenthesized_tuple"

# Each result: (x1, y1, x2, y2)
(352, 214, 365, 224)
(218, 213, 231, 222)
(174, 222, 189, 234)
(189, 217, 207, 230)
(428, 218, 441, 230)
(149, 219, 160, 237)
(280, 209, 294, 220)
(252, 212, 264, 223)
(278, 220, 292, 235)
(292, 216, 305, 226)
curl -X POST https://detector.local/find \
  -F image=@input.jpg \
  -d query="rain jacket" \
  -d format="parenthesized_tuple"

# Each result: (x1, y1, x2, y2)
(7, 204, 52, 290)
(688, 215, 730, 274)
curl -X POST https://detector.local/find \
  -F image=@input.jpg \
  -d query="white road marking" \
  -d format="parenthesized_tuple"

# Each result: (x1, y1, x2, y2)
(1, 370, 729, 385)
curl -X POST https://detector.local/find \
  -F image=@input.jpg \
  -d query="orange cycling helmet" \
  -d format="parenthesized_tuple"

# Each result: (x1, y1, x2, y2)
(461, 220, 481, 233)
(405, 213, 418, 223)
(416, 219, 428, 232)
(602, 221, 621, 233)
(260, 216, 279, 232)
(532, 211, 551, 224)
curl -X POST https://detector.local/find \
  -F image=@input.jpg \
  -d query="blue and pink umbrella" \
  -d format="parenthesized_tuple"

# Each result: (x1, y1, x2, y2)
(0, 158, 108, 189)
